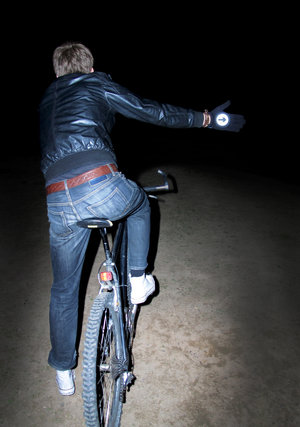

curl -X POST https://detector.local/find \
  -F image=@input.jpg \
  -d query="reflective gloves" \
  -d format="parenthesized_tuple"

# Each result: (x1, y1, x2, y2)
(204, 100, 245, 132)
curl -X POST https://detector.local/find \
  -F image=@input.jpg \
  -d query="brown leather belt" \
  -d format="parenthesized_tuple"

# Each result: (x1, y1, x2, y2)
(46, 163, 118, 195)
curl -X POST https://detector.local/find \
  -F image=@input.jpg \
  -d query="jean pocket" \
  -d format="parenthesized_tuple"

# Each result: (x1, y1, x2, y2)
(48, 209, 73, 238)
(87, 187, 130, 219)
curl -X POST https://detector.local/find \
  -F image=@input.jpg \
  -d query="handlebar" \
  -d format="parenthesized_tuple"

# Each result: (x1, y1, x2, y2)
(143, 170, 170, 194)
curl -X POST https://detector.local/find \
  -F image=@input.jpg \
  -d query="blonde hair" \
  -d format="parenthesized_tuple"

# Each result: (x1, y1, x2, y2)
(53, 42, 94, 77)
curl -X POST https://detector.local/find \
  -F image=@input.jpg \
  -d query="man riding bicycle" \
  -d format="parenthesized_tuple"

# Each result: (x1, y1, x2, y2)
(39, 42, 245, 395)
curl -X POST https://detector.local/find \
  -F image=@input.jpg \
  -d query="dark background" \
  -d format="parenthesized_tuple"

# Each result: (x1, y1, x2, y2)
(1, 8, 299, 426)
(6, 4, 295, 183)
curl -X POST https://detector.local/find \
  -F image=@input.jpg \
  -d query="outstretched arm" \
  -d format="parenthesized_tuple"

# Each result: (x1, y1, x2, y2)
(104, 84, 204, 129)
(103, 77, 245, 132)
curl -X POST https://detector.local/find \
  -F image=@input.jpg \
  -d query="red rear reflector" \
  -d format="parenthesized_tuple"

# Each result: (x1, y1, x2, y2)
(100, 271, 113, 281)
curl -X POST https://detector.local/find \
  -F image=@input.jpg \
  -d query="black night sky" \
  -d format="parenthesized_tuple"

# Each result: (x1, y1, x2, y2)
(9, 5, 294, 182)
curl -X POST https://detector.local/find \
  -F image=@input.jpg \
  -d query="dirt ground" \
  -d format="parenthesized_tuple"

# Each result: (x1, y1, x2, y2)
(1, 156, 300, 426)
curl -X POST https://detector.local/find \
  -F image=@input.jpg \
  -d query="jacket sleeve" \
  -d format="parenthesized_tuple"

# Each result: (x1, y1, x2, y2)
(103, 81, 203, 128)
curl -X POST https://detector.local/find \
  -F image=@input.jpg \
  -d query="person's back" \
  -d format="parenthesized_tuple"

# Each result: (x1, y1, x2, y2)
(40, 71, 117, 186)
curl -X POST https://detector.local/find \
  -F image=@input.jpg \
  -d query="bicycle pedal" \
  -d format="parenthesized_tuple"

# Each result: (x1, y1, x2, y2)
(125, 372, 135, 389)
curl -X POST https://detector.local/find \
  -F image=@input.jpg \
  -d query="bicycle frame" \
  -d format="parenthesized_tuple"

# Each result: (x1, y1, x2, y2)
(98, 219, 135, 388)
(112, 222, 138, 349)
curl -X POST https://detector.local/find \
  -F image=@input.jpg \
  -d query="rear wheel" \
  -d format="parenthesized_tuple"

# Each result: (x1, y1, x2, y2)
(82, 293, 123, 427)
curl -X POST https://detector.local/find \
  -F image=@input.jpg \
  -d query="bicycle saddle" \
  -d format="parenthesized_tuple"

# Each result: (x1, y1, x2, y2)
(77, 218, 113, 229)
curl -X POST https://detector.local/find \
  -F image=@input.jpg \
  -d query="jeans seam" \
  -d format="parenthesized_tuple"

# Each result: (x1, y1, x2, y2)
(64, 181, 81, 221)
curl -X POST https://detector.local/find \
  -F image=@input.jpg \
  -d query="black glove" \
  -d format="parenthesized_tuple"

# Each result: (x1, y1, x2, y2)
(207, 100, 245, 132)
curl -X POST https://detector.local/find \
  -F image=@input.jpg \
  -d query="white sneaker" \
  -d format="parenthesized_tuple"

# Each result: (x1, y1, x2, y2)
(56, 369, 75, 396)
(130, 274, 155, 304)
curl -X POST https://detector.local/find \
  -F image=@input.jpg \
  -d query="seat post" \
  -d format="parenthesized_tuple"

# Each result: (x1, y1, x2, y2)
(99, 227, 111, 260)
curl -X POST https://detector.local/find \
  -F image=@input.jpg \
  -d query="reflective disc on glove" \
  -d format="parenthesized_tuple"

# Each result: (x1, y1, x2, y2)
(216, 113, 229, 127)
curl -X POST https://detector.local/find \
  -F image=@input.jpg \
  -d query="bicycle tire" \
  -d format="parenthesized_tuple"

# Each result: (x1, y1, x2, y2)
(82, 292, 123, 427)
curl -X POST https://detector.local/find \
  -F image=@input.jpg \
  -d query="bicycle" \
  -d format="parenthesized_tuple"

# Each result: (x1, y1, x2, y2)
(80, 170, 170, 427)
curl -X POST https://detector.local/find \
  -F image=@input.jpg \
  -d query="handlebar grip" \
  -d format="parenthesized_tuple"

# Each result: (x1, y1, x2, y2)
(142, 170, 170, 194)
(143, 184, 169, 193)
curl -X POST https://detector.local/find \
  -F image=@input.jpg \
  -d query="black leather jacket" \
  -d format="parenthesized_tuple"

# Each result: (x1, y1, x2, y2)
(39, 71, 203, 176)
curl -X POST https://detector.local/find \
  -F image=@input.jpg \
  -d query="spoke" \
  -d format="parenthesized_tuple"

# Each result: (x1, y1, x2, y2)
(96, 307, 117, 424)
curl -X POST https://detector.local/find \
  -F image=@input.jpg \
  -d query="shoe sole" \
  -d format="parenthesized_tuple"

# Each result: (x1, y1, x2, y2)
(58, 386, 75, 396)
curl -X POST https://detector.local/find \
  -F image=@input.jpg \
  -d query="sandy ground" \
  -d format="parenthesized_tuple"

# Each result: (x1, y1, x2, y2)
(1, 156, 300, 426)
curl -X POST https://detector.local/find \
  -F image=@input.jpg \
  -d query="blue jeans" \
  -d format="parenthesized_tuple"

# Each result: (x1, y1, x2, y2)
(46, 171, 150, 370)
